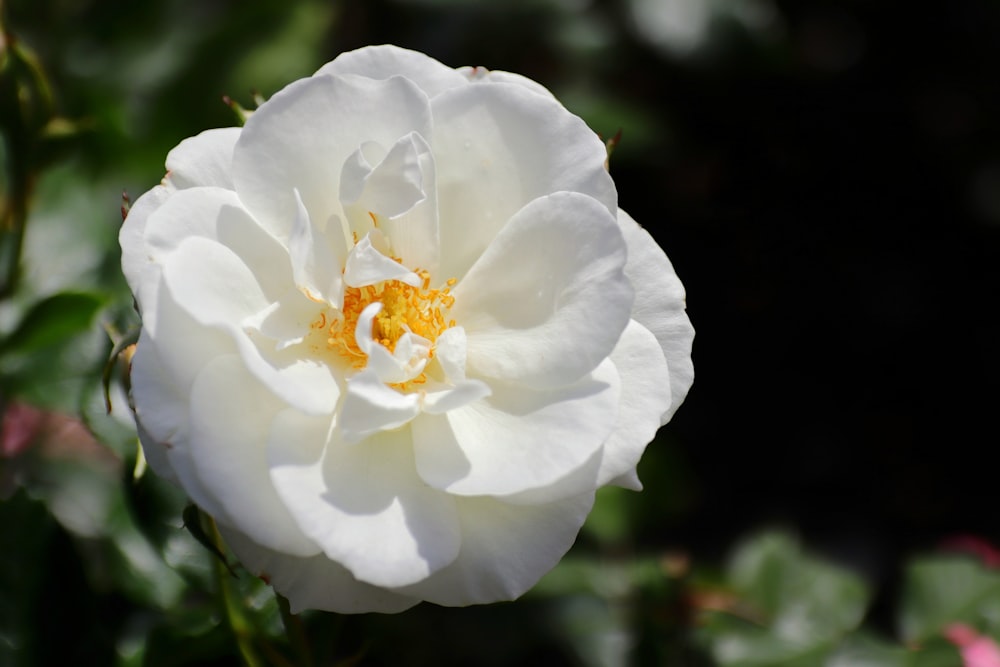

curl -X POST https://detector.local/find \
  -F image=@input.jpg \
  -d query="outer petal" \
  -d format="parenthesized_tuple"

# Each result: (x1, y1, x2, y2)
(120, 185, 170, 320)
(431, 82, 616, 279)
(163, 127, 240, 190)
(144, 187, 291, 305)
(453, 192, 632, 387)
(268, 411, 461, 588)
(132, 330, 234, 523)
(618, 210, 695, 422)
(458, 66, 557, 99)
(411, 360, 619, 499)
(121, 128, 240, 311)
(132, 275, 240, 520)
(316, 44, 469, 98)
(597, 320, 672, 489)
(232, 73, 432, 245)
(219, 525, 418, 614)
(392, 492, 595, 606)
(188, 355, 320, 556)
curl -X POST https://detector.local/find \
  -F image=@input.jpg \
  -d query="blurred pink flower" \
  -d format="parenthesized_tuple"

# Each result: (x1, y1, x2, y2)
(941, 535, 1000, 569)
(945, 624, 1000, 667)
(1, 401, 45, 457)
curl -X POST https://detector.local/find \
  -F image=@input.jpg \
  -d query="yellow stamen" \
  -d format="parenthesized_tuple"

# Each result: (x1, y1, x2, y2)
(315, 267, 456, 376)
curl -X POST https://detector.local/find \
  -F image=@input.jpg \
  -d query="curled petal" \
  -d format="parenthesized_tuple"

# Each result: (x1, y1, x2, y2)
(454, 191, 632, 388)
(289, 188, 345, 304)
(341, 132, 431, 222)
(343, 233, 422, 288)
(340, 370, 421, 443)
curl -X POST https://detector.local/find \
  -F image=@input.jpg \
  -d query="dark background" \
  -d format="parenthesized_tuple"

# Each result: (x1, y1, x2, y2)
(5, 0, 1000, 663)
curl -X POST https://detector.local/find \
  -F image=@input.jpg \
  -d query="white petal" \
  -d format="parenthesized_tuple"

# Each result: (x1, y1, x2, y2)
(144, 187, 291, 304)
(219, 524, 418, 614)
(411, 360, 620, 498)
(340, 132, 429, 222)
(343, 233, 421, 288)
(236, 336, 340, 416)
(339, 369, 421, 443)
(244, 287, 320, 351)
(618, 209, 695, 423)
(376, 142, 440, 275)
(457, 66, 556, 99)
(164, 127, 240, 190)
(188, 355, 320, 556)
(161, 235, 339, 415)
(269, 412, 460, 588)
(120, 185, 170, 323)
(420, 379, 492, 415)
(135, 419, 176, 484)
(232, 73, 432, 244)
(431, 82, 616, 279)
(288, 188, 344, 303)
(161, 237, 270, 329)
(452, 192, 632, 388)
(391, 493, 594, 606)
(597, 320, 672, 488)
(609, 469, 642, 491)
(433, 326, 469, 382)
(316, 44, 468, 98)
(131, 327, 234, 524)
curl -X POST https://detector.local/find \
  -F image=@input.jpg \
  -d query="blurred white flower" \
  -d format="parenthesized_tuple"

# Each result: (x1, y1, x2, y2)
(628, 0, 780, 56)
(120, 45, 694, 613)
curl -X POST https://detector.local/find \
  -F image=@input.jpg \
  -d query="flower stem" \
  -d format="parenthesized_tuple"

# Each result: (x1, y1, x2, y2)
(207, 516, 265, 667)
(277, 593, 314, 667)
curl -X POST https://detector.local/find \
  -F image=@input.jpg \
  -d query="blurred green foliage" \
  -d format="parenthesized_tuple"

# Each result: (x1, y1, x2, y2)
(3, 0, 1000, 665)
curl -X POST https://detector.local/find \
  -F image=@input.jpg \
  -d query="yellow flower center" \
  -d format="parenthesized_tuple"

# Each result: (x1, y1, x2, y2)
(314, 269, 457, 372)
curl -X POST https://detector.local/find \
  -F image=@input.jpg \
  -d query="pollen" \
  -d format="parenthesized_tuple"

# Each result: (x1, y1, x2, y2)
(316, 267, 456, 369)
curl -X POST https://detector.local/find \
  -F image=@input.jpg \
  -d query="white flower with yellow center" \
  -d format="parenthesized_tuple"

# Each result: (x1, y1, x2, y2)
(120, 45, 694, 613)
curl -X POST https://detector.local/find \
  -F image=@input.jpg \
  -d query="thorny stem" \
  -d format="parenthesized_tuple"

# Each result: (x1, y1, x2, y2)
(208, 516, 266, 667)
(0, 9, 53, 299)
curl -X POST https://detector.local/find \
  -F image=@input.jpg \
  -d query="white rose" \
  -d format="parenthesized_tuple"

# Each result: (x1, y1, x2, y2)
(120, 45, 694, 613)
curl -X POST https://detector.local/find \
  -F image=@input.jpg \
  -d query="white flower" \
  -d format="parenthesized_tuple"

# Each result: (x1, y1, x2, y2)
(120, 45, 694, 613)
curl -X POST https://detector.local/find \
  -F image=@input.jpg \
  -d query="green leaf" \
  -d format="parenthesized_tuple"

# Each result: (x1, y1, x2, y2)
(825, 633, 909, 667)
(698, 610, 836, 666)
(0, 291, 104, 356)
(909, 637, 964, 667)
(899, 556, 1000, 643)
(728, 532, 870, 639)
(699, 531, 871, 666)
